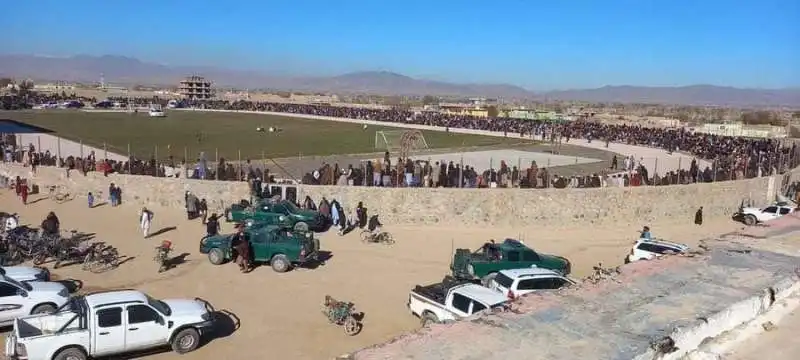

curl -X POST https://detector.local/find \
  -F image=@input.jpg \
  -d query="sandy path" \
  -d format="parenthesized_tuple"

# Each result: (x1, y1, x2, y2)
(0, 187, 743, 359)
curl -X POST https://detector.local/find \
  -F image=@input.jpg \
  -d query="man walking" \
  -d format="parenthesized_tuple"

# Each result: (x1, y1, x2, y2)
(140, 207, 153, 238)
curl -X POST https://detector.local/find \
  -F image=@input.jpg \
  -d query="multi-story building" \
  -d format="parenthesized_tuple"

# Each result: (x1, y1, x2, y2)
(179, 76, 214, 100)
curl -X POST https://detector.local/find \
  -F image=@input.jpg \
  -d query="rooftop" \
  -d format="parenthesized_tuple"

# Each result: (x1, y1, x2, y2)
(85, 289, 147, 308)
(499, 268, 564, 278)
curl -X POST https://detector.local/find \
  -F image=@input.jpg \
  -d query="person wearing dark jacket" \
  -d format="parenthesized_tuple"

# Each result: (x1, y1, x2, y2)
(206, 214, 220, 237)
(356, 202, 367, 228)
(41, 211, 60, 238)
(694, 207, 703, 225)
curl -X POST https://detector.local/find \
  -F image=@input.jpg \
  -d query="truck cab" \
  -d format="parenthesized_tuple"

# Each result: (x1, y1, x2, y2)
(407, 276, 509, 326)
(6, 290, 215, 360)
(451, 238, 571, 285)
(199, 223, 320, 272)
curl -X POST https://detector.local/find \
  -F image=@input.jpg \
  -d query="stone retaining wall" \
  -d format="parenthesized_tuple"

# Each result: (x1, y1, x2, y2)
(0, 163, 783, 228)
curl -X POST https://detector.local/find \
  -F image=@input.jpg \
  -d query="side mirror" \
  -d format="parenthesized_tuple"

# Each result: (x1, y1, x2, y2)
(155, 316, 165, 325)
(167, 320, 174, 329)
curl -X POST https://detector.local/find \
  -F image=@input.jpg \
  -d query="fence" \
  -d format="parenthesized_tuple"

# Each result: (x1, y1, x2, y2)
(5, 134, 800, 190)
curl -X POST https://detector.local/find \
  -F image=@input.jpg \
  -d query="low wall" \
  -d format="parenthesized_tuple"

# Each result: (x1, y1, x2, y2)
(0, 163, 781, 227)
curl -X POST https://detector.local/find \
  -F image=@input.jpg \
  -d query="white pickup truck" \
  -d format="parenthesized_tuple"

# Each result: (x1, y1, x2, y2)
(0, 275, 69, 327)
(5, 289, 216, 360)
(736, 203, 796, 226)
(407, 277, 508, 326)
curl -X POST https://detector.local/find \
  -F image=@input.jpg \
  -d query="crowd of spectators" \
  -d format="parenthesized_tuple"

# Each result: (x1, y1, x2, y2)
(4, 96, 799, 190)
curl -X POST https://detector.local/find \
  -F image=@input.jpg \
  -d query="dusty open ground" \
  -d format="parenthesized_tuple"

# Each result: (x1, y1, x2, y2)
(0, 186, 743, 359)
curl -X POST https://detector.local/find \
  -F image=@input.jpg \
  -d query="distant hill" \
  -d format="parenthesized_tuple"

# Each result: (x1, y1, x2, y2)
(0, 54, 532, 99)
(1, 54, 798, 106)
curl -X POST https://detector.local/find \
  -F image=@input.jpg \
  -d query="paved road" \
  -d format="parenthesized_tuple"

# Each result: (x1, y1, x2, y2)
(726, 309, 800, 360)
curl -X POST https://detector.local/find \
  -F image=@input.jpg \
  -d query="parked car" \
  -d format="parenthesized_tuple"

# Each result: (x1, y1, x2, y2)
(199, 223, 320, 272)
(0, 265, 51, 282)
(625, 238, 689, 263)
(450, 238, 571, 285)
(5, 289, 215, 360)
(407, 276, 508, 326)
(487, 268, 576, 299)
(224, 198, 327, 232)
(733, 203, 796, 226)
(0, 274, 69, 327)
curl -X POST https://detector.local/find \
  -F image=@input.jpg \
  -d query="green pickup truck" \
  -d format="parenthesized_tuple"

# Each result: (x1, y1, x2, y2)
(450, 238, 571, 285)
(199, 223, 321, 272)
(224, 199, 327, 232)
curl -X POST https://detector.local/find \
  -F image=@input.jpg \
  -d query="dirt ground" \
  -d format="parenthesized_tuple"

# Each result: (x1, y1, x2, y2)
(0, 190, 744, 359)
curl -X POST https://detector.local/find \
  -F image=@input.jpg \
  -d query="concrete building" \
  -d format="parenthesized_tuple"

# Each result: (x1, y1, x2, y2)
(438, 103, 490, 117)
(179, 76, 214, 100)
(694, 122, 788, 139)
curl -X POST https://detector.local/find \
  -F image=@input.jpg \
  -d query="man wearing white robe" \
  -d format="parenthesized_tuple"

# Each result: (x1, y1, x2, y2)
(140, 207, 153, 238)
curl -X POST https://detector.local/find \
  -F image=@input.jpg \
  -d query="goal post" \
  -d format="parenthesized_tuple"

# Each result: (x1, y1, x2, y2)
(374, 130, 429, 154)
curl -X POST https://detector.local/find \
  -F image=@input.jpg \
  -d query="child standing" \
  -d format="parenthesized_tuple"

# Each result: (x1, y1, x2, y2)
(88, 192, 94, 208)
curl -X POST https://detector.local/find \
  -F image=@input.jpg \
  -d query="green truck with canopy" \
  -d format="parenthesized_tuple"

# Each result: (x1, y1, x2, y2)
(199, 223, 321, 273)
(450, 238, 571, 285)
(224, 198, 327, 232)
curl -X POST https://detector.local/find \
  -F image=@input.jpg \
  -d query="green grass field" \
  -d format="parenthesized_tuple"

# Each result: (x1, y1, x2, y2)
(4, 110, 530, 160)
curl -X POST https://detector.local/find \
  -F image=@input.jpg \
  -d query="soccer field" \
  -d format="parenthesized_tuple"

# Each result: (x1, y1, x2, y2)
(3, 110, 530, 160)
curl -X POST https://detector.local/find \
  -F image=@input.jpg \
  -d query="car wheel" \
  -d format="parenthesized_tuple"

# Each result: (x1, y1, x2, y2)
(421, 312, 438, 327)
(53, 347, 87, 360)
(294, 221, 309, 232)
(744, 215, 757, 226)
(271, 254, 291, 273)
(171, 328, 200, 354)
(31, 303, 57, 315)
(208, 248, 225, 265)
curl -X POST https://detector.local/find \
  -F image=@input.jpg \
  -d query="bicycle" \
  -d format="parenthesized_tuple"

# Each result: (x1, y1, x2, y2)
(48, 185, 72, 203)
(360, 229, 395, 245)
(82, 244, 120, 273)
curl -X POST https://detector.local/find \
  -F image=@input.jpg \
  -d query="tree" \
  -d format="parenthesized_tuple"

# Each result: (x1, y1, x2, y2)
(17, 79, 34, 93)
(487, 105, 499, 118)
(421, 95, 438, 105)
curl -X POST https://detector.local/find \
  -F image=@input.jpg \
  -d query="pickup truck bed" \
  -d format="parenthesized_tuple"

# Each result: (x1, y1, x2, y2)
(17, 311, 83, 339)
(412, 277, 469, 305)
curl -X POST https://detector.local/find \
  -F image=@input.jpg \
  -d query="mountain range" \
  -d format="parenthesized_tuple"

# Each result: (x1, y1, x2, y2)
(1, 54, 798, 107)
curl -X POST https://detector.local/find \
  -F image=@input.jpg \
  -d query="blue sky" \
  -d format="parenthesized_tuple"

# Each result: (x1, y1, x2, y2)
(3, 0, 798, 90)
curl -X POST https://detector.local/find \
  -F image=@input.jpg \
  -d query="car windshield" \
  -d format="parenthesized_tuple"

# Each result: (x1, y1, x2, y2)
(284, 201, 300, 213)
(494, 273, 514, 289)
(5, 277, 32, 291)
(146, 294, 172, 316)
